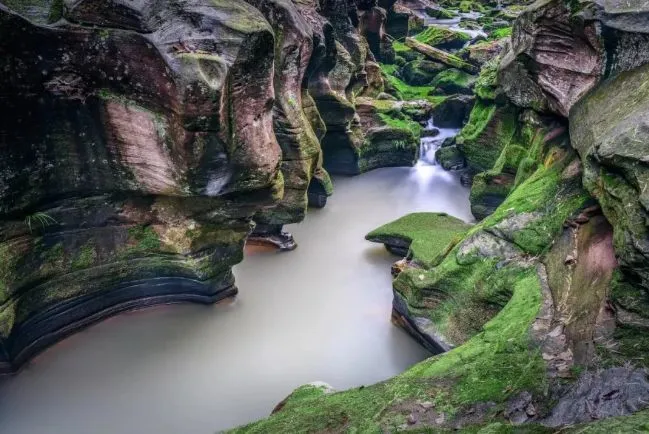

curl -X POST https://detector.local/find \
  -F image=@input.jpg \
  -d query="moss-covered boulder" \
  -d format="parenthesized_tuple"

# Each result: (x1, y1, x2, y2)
(424, 6, 456, 19)
(467, 109, 563, 219)
(413, 25, 472, 51)
(400, 59, 446, 86)
(429, 68, 477, 95)
(436, 145, 467, 170)
(570, 61, 649, 314)
(431, 94, 475, 128)
(456, 101, 518, 172)
(460, 38, 506, 67)
(366, 212, 472, 266)
(392, 148, 590, 350)
(354, 97, 427, 172)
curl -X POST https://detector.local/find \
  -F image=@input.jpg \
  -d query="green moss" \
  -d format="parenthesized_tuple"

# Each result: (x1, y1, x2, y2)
(458, 0, 486, 13)
(482, 152, 590, 256)
(231, 267, 545, 433)
(414, 25, 470, 48)
(380, 63, 444, 103)
(430, 68, 476, 95)
(126, 225, 161, 254)
(491, 144, 528, 175)
(425, 7, 456, 19)
(458, 101, 497, 143)
(489, 27, 512, 41)
(71, 242, 97, 270)
(514, 157, 539, 188)
(366, 212, 471, 267)
(377, 112, 422, 140)
(475, 58, 500, 101)
(0, 244, 17, 302)
(456, 102, 517, 172)
(405, 268, 545, 401)
(47, 0, 63, 22)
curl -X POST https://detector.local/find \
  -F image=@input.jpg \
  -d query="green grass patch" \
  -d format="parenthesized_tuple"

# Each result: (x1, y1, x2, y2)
(489, 27, 512, 41)
(366, 212, 471, 267)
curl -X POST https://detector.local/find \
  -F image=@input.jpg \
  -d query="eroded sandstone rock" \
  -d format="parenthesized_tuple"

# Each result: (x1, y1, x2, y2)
(0, 0, 282, 373)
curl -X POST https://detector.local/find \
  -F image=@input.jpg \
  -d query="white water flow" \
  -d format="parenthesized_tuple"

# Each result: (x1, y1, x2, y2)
(424, 12, 487, 39)
(419, 118, 461, 170)
(0, 121, 471, 433)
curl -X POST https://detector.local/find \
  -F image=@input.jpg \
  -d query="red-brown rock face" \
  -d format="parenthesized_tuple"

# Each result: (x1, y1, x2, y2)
(0, 0, 282, 373)
(499, 0, 604, 117)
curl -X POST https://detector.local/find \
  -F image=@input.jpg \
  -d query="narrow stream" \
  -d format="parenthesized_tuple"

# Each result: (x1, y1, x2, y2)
(0, 126, 472, 433)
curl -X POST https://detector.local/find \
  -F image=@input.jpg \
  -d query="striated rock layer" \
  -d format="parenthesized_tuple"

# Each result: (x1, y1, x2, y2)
(0, 0, 284, 373)
(232, 1, 649, 432)
(0, 0, 446, 373)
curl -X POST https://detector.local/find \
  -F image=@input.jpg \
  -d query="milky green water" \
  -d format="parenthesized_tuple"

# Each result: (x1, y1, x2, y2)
(0, 165, 471, 433)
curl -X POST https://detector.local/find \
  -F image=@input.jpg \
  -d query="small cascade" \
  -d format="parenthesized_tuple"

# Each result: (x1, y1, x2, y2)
(417, 117, 460, 166)
(424, 13, 487, 42)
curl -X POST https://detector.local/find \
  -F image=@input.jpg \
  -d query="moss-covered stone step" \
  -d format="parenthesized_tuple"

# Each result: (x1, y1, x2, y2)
(366, 212, 472, 267)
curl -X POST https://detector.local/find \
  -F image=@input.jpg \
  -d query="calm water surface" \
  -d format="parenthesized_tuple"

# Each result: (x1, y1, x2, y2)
(0, 163, 471, 433)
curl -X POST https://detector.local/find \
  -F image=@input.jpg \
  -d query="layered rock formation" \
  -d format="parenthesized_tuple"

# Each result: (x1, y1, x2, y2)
(0, 0, 436, 372)
(0, 0, 287, 373)
(234, 1, 649, 432)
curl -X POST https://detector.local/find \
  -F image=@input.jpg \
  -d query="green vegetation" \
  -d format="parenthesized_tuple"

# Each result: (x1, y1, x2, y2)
(380, 63, 439, 102)
(458, 0, 486, 13)
(475, 58, 500, 101)
(414, 25, 470, 48)
(456, 102, 517, 171)
(481, 151, 590, 256)
(489, 27, 512, 41)
(377, 113, 422, 140)
(24, 212, 57, 233)
(71, 242, 97, 270)
(0, 244, 17, 301)
(366, 212, 471, 267)
(231, 267, 545, 433)
(430, 68, 476, 95)
(125, 225, 161, 255)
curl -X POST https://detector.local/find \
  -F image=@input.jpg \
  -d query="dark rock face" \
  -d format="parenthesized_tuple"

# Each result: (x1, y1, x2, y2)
(0, 0, 284, 373)
(431, 94, 475, 128)
(499, 0, 604, 117)
(570, 61, 649, 302)
(545, 368, 649, 427)
(246, 0, 328, 242)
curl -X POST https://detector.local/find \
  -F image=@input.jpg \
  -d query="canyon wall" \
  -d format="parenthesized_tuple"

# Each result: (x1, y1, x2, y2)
(0, 0, 428, 372)
(236, 0, 649, 432)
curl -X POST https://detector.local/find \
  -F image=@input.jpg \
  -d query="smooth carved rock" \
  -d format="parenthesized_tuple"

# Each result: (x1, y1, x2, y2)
(247, 0, 329, 242)
(0, 0, 281, 373)
(499, 0, 604, 117)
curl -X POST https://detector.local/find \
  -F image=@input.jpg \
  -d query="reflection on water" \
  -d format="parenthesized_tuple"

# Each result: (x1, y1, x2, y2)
(0, 167, 471, 433)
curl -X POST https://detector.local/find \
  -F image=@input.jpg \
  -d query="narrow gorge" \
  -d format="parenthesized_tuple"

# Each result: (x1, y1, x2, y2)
(1, 0, 649, 432)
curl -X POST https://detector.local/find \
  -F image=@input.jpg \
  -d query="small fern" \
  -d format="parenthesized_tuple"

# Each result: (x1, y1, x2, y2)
(25, 212, 58, 233)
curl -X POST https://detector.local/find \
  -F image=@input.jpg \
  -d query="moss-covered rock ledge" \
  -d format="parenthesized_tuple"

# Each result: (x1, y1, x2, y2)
(232, 135, 648, 434)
